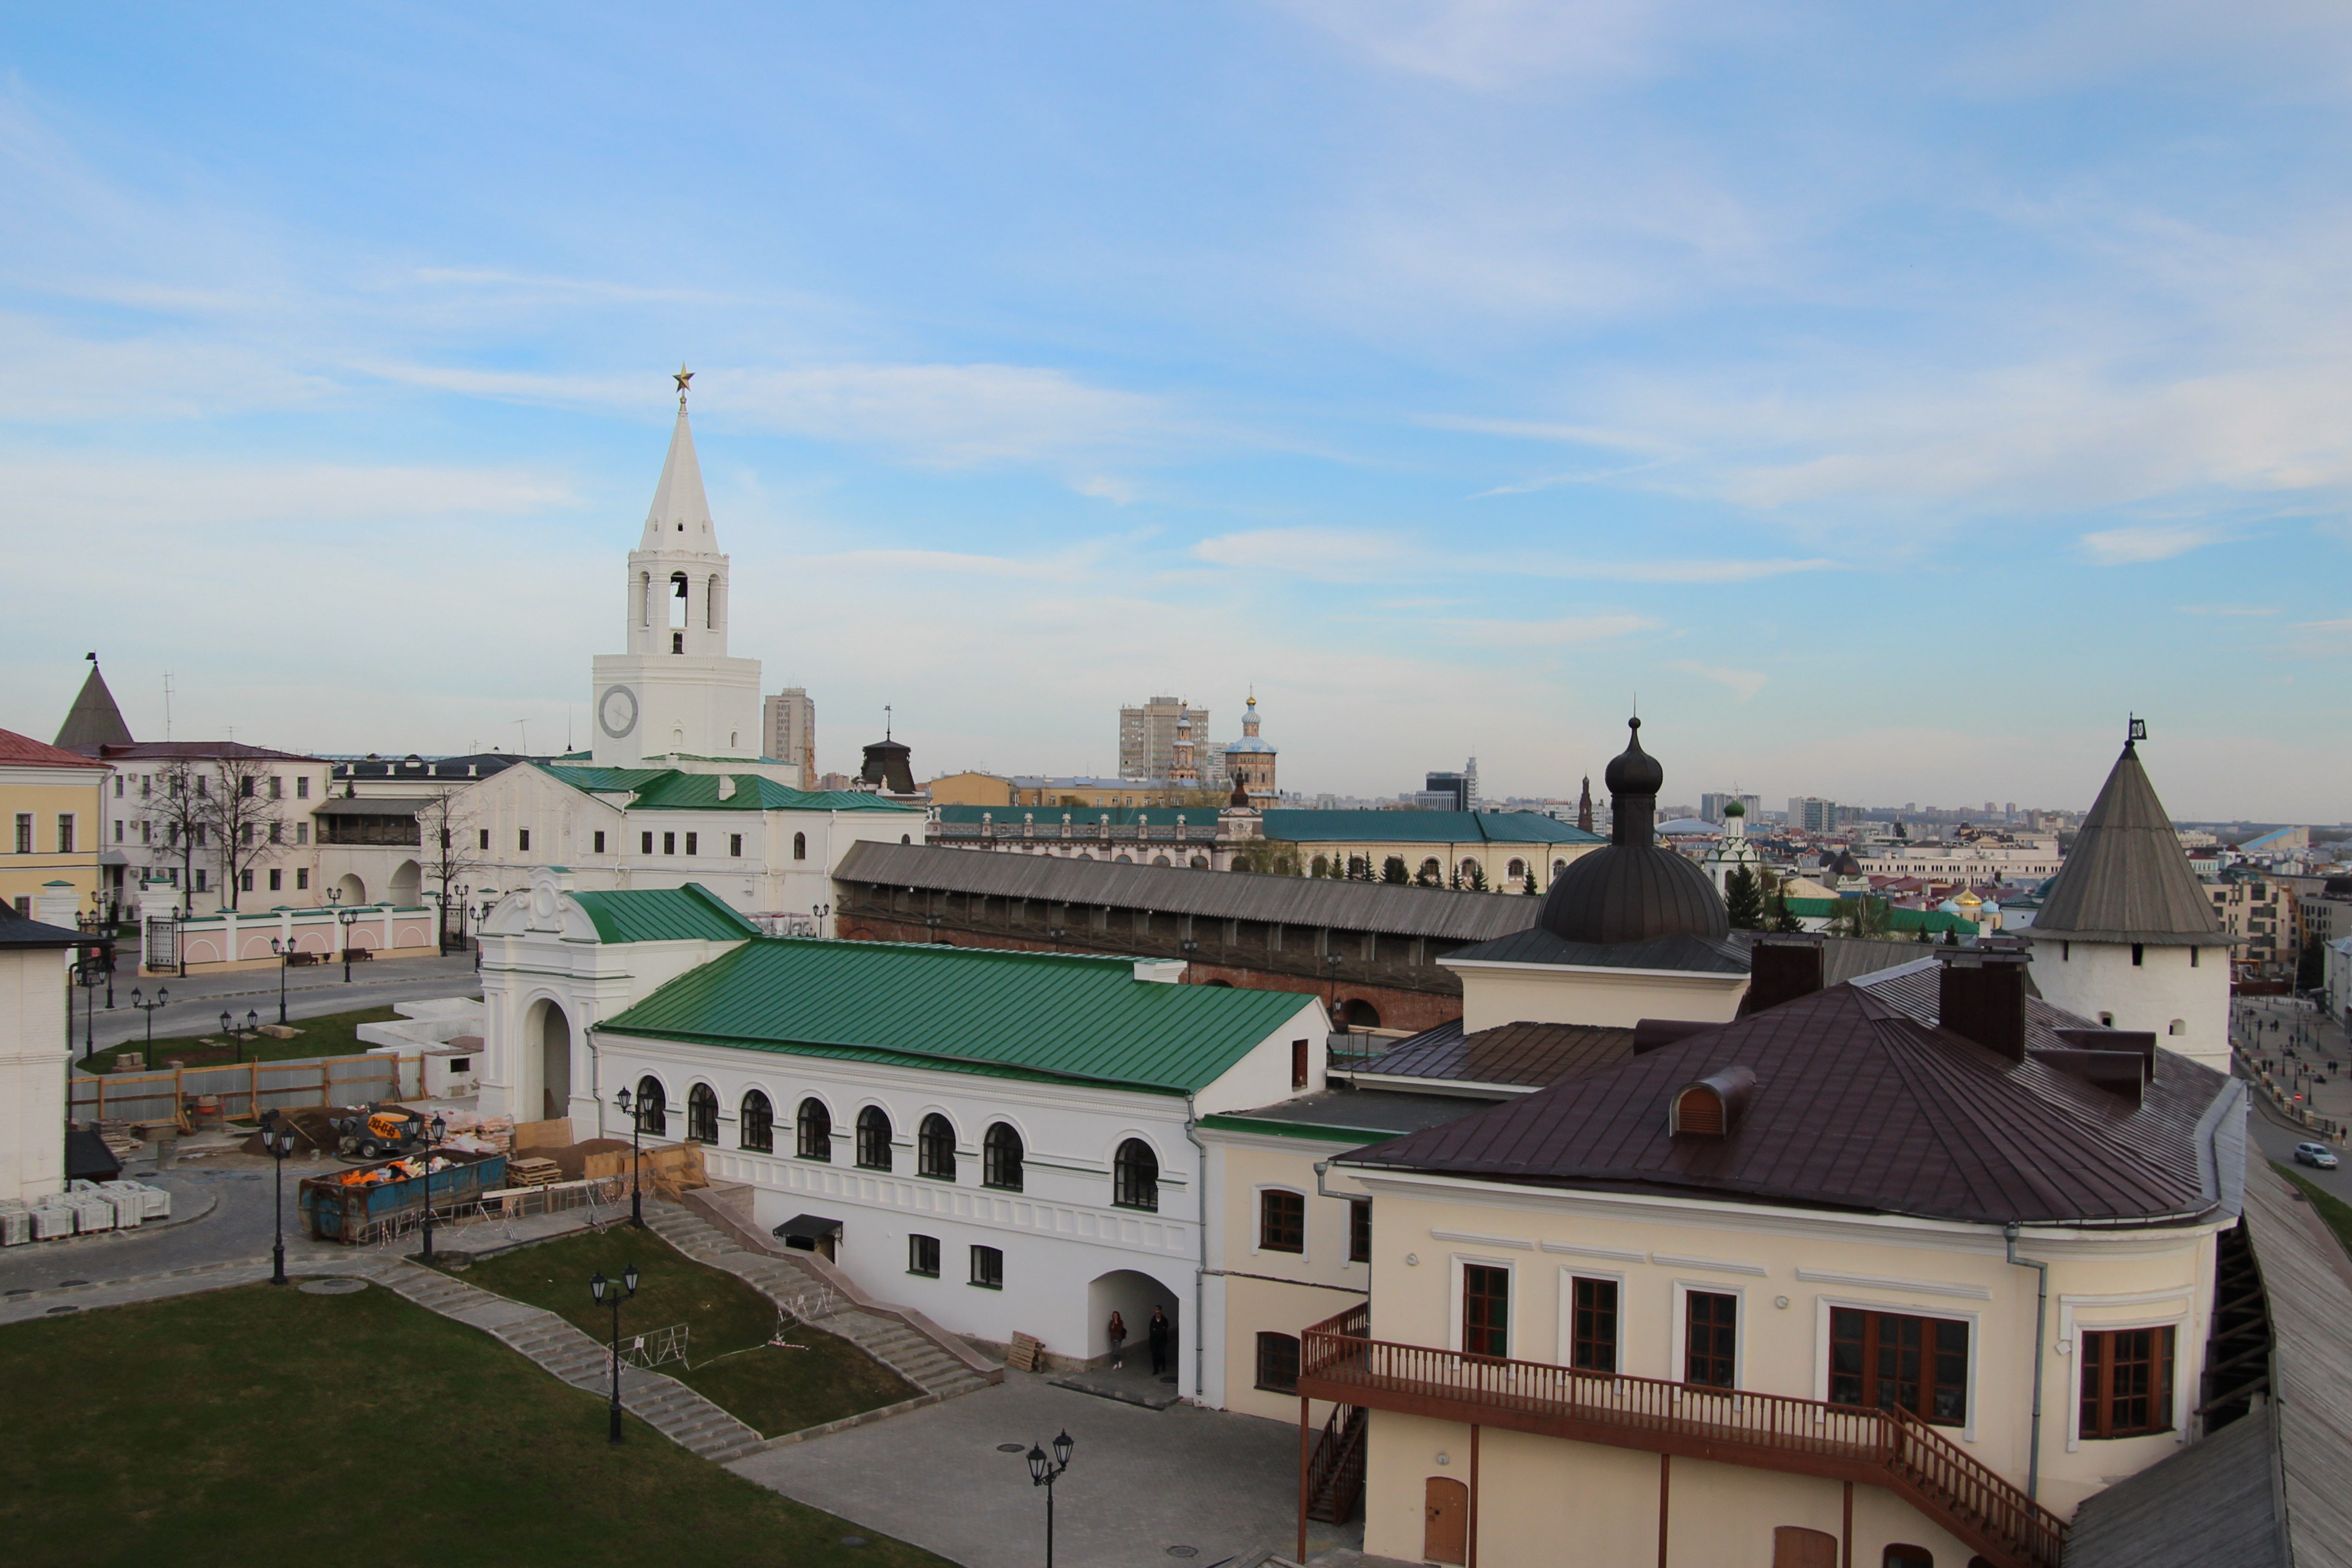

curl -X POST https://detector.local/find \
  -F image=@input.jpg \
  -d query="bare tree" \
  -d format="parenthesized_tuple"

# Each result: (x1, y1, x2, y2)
(197, 754, 289, 911)
(149, 762, 210, 914)
(414, 790, 486, 949)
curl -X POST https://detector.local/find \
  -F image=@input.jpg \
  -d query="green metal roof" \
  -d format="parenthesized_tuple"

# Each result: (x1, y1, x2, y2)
(536, 762, 916, 814)
(1781, 897, 1980, 935)
(599, 939, 1317, 1093)
(1260, 810, 1603, 846)
(569, 883, 762, 943)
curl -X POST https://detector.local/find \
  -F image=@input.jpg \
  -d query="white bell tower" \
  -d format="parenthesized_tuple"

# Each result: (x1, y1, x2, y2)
(590, 369, 765, 767)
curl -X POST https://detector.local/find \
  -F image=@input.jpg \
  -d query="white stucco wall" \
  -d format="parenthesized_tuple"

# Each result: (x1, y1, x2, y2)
(0, 945, 71, 1202)
(2028, 935, 2230, 1070)
(1447, 959, 1748, 1032)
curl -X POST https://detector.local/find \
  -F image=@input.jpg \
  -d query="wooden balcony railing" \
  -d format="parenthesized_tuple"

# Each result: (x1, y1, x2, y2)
(1298, 1307, 2065, 1568)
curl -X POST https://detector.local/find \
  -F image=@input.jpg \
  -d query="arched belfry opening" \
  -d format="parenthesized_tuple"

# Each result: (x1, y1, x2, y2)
(669, 572, 690, 629)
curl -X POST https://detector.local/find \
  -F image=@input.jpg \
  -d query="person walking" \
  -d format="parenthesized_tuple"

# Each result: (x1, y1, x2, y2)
(1148, 1305, 1170, 1376)
(1107, 1310, 1128, 1370)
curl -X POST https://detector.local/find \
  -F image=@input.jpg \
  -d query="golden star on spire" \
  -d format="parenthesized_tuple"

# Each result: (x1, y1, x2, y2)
(673, 363, 694, 407)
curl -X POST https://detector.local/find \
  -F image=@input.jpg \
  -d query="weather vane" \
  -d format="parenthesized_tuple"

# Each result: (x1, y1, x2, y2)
(673, 363, 693, 408)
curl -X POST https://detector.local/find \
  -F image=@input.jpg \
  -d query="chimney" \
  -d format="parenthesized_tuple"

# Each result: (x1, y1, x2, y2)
(1937, 950, 2030, 1062)
(1633, 1018, 1719, 1055)
(1739, 935, 1825, 1017)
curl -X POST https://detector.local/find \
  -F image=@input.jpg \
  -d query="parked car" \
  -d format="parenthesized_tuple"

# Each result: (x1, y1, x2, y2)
(2293, 1142, 2339, 1169)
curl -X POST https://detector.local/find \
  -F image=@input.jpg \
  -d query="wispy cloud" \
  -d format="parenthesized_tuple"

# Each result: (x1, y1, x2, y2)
(1191, 526, 1837, 587)
(1281, 0, 1691, 91)
(1670, 659, 1768, 700)
(2079, 522, 2236, 564)
(1446, 613, 1659, 646)
(1192, 527, 1418, 582)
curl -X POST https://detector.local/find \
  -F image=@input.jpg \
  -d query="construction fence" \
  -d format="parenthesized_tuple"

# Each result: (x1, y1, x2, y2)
(68, 1052, 421, 1131)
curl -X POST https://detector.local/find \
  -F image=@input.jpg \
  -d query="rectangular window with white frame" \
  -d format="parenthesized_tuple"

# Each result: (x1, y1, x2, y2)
(1449, 1255, 1516, 1359)
(2061, 1294, 2190, 1451)
(1675, 1282, 1743, 1389)
(1559, 1269, 1622, 1373)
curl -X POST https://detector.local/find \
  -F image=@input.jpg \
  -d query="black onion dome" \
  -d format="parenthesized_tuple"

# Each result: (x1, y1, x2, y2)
(1603, 717, 1664, 796)
(1538, 717, 1728, 945)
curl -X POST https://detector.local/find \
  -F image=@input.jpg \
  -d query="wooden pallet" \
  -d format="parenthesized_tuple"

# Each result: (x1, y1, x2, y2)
(506, 1157, 564, 1189)
(1007, 1331, 1045, 1372)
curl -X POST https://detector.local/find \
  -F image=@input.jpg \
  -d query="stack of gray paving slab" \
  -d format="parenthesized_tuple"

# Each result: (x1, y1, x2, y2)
(0, 1200, 27, 1246)
(102, 1181, 170, 1220)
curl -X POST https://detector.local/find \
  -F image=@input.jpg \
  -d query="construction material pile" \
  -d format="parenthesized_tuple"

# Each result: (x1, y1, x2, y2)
(331, 1153, 459, 1188)
(1, 1181, 171, 1246)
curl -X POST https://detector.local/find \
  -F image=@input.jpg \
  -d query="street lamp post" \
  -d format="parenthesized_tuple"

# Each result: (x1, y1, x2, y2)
(269, 937, 294, 1025)
(1025, 1430, 1075, 1568)
(336, 904, 359, 983)
(129, 986, 169, 1050)
(474, 897, 496, 973)
(614, 1086, 646, 1229)
(415, 1113, 449, 1263)
(589, 1263, 640, 1445)
(74, 955, 105, 1063)
(260, 1111, 298, 1286)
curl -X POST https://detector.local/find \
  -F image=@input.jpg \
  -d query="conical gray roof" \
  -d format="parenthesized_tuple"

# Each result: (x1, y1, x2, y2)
(2031, 739, 2230, 946)
(54, 661, 132, 750)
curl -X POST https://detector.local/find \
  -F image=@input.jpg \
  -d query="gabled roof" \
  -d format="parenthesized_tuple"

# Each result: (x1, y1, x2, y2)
(569, 884, 761, 944)
(835, 840, 1547, 943)
(0, 904, 99, 949)
(68, 741, 321, 763)
(1342, 980, 2234, 1225)
(0, 726, 109, 770)
(536, 762, 916, 814)
(2032, 740, 2232, 945)
(600, 938, 1318, 1093)
(1261, 810, 1604, 846)
(54, 662, 132, 750)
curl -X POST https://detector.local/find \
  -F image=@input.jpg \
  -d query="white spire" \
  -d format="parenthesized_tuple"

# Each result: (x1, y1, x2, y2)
(640, 402, 716, 551)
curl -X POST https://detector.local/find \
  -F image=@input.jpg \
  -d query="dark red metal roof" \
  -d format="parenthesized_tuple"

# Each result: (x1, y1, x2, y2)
(1351, 1018, 1637, 1089)
(1342, 979, 2230, 1225)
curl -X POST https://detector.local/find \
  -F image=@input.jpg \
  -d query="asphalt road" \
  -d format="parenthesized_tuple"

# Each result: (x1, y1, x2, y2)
(62, 953, 482, 1057)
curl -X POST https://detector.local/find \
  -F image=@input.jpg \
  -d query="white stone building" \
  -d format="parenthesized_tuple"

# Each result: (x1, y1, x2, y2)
(476, 868, 1327, 1395)
(0, 902, 92, 1203)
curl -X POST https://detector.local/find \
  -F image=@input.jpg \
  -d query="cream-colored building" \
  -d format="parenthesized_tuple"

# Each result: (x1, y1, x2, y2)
(1317, 948, 2242, 1568)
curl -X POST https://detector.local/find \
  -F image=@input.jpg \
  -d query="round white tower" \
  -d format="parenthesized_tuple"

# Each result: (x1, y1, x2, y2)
(2025, 725, 2235, 1069)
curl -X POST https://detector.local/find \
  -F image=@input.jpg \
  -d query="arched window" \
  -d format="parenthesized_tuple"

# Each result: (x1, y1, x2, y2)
(797, 1097, 832, 1161)
(668, 571, 690, 628)
(639, 570, 653, 628)
(633, 1076, 666, 1134)
(856, 1106, 893, 1170)
(686, 1082, 718, 1143)
(1311, 855, 1329, 877)
(2169, 1019, 2186, 1035)
(1507, 858, 1526, 880)
(1113, 1138, 1159, 1211)
(1552, 859, 1568, 878)
(740, 1089, 773, 1152)
(793, 831, 807, 861)
(1420, 857, 1442, 881)
(983, 1122, 1024, 1191)
(918, 1113, 956, 1179)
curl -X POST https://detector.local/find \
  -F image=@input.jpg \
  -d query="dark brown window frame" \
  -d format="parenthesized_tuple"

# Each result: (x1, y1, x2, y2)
(1462, 1264, 1509, 1359)
(1830, 1308, 1969, 1426)
(1255, 1331, 1301, 1392)
(739, 1089, 773, 1152)
(917, 1113, 957, 1179)
(1348, 1200, 1371, 1263)
(1259, 1189, 1305, 1253)
(1684, 1290, 1738, 1388)
(1571, 1276, 1619, 1373)
(2078, 1325, 2174, 1440)
(983, 1122, 1024, 1191)
(855, 1106, 893, 1171)
(796, 1097, 832, 1161)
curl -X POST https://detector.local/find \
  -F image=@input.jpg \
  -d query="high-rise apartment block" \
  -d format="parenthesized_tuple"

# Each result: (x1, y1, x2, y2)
(763, 688, 816, 789)
(1788, 795, 1839, 834)
(1118, 696, 1210, 782)
(1700, 791, 1762, 824)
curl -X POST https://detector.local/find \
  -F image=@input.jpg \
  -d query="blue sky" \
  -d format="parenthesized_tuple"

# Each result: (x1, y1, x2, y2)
(3, 3, 2347, 819)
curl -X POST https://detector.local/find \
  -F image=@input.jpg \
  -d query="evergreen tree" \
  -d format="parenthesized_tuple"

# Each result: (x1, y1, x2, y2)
(1383, 856, 1409, 885)
(1723, 865, 1764, 929)
(1466, 863, 1488, 892)
(1523, 870, 1539, 894)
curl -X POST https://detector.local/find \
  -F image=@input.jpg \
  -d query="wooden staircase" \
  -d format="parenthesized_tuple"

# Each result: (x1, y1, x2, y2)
(1305, 1400, 1368, 1523)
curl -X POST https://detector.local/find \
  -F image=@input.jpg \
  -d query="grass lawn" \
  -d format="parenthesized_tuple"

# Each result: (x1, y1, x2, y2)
(2272, 1160, 2352, 1258)
(78, 1004, 402, 1075)
(0, 1280, 947, 1568)
(450, 1225, 918, 1438)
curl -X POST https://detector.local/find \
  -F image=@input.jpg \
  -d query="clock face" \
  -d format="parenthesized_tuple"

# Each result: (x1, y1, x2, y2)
(598, 684, 639, 739)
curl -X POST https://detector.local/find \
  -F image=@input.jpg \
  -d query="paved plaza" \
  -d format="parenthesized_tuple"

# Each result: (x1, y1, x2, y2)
(732, 1371, 1364, 1568)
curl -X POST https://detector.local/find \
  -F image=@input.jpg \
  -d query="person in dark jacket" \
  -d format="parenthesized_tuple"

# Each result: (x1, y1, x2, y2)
(1147, 1305, 1170, 1376)
(1107, 1310, 1128, 1370)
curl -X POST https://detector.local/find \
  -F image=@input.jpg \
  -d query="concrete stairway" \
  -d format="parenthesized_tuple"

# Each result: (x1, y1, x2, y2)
(641, 1201, 997, 1401)
(375, 1259, 767, 1464)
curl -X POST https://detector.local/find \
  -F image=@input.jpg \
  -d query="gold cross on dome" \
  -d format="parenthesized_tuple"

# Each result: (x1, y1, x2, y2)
(673, 364, 694, 405)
